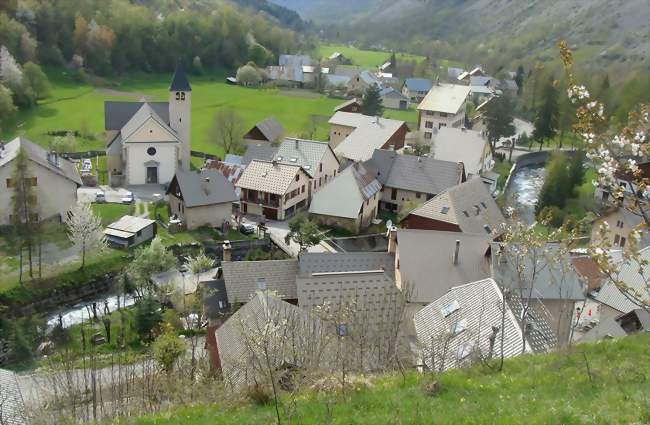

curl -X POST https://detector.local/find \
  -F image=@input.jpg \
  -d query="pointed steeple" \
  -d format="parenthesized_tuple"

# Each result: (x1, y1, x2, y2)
(169, 63, 192, 92)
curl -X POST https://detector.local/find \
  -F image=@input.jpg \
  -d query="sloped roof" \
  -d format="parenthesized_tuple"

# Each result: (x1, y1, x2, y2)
(274, 138, 337, 178)
(120, 103, 178, 142)
(579, 316, 627, 343)
(221, 259, 299, 303)
(169, 64, 192, 91)
(330, 113, 407, 162)
(279, 54, 311, 67)
(242, 142, 278, 166)
(106, 215, 155, 234)
(0, 137, 82, 186)
(595, 246, 650, 313)
(417, 84, 470, 114)
(334, 98, 362, 112)
(470, 76, 492, 86)
(246, 117, 284, 142)
(433, 127, 489, 176)
(403, 78, 433, 92)
(328, 51, 343, 60)
(215, 292, 320, 389)
(236, 160, 306, 195)
(104, 101, 170, 131)
(309, 163, 381, 219)
(299, 252, 396, 279)
(325, 74, 351, 87)
(447, 67, 465, 80)
(168, 170, 237, 208)
(379, 87, 408, 100)
(414, 278, 528, 372)
(355, 70, 381, 86)
(491, 243, 586, 301)
(0, 368, 25, 425)
(396, 229, 492, 303)
(204, 160, 245, 186)
(571, 255, 605, 290)
(406, 178, 506, 236)
(365, 149, 464, 195)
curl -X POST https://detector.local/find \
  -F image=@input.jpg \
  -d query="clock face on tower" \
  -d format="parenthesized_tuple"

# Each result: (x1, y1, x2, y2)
(175, 92, 185, 101)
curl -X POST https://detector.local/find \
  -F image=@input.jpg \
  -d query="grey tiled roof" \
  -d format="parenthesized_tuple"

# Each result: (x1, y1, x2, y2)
(403, 78, 433, 92)
(579, 316, 627, 343)
(0, 368, 25, 425)
(396, 230, 492, 303)
(241, 142, 278, 166)
(309, 163, 381, 219)
(0, 137, 82, 186)
(104, 101, 169, 131)
(168, 170, 237, 208)
(595, 246, 650, 313)
(414, 279, 528, 372)
(432, 127, 489, 176)
(253, 117, 285, 142)
(275, 138, 337, 178)
(406, 177, 506, 236)
(365, 149, 464, 195)
(222, 259, 299, 303)
(299, 252, 396, 279)
(215, 293, 321, 389)
(491, 243, 586, 301)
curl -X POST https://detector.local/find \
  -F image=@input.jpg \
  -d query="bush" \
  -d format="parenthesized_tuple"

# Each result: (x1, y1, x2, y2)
(247, 384, 272, 406)
(537, 206, 565, 228)
(152, 331, 185, 373)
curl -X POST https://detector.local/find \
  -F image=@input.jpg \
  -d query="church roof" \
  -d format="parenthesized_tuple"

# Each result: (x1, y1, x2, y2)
(170, 64, 192, 92)
(104, 101, 169, 131)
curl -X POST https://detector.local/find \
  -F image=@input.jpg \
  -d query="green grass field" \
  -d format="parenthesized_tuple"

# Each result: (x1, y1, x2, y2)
(319, 43, 426, 68)
(1, 68, 418, 159)
(126, 334, 650, 425)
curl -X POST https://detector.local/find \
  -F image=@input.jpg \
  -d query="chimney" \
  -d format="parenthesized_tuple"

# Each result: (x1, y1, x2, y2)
(222, 240, 232, 262)
(453, 240, 460, 265)
(387, 226, 398, 254)
(272, 159, 278, 167)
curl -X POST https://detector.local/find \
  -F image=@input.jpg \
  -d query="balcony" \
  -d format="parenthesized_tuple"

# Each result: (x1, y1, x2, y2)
(241, 192, 280, 208)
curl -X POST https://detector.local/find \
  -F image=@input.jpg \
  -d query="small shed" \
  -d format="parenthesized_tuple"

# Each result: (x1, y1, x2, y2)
(104, 215, 156, 248)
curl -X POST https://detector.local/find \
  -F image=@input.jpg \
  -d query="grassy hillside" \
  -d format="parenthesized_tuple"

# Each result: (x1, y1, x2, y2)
(127, 334, 650, 424)
(1, 69, 417, 159)
(318, 43, 425, 68)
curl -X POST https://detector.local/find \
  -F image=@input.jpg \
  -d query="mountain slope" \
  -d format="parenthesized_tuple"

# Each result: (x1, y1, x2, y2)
(288, 0, 650, 70)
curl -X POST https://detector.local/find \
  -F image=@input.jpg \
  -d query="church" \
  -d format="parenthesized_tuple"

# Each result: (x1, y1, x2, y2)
(105, 66, 191, 186)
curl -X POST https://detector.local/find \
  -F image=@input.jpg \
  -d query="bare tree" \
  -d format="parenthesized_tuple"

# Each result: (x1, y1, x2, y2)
(210, 108, 246, 155)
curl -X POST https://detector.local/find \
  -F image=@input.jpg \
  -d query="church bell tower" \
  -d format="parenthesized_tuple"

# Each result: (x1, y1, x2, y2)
(169, 64, 191, 171)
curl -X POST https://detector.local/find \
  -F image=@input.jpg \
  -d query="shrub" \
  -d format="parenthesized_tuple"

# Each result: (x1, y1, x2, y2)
(133, 297, 162, 342)
(247, 384, 272, 406)
(152, 331, 185, 373)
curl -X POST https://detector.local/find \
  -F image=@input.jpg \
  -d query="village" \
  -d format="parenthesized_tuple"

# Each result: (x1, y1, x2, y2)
(0, 48, 648, 424)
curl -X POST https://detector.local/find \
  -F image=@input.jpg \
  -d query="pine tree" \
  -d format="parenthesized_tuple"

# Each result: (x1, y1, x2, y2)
(532, 76, 559, 150)
(484, 95, 516, 152)
(362, 84, 384, 117)
(10, 148, 37, 280)
(515, 65, 525, 96)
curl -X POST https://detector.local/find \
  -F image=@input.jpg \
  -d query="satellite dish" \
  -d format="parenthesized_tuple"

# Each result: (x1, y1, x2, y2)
(386, 219, 393, 229)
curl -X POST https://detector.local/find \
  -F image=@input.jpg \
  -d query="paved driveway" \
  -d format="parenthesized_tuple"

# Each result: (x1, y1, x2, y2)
(239, 217, 330, 257)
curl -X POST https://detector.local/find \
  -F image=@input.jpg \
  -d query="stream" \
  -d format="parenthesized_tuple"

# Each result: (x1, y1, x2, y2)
(46, 292, 136, 329)
(505, 165, 546, 224)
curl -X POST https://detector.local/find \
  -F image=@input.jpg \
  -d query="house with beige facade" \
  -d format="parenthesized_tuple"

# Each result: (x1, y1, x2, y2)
(364, 149, 465, 213)
(273, 138, 340, 193)
(328, 112, 409, 162)
(591, 207, 650, 249)
(432, 127, 493, 176)
(417, 83, 470, 141)
(236, 160, 311, 220)
(166, 170, 237, 230)
(105, 65, 191, 186)
(309, 163, 382, 233)
(0, 137, 82, 226)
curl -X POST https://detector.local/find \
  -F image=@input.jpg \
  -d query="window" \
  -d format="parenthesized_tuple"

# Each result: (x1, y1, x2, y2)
(438, 123, 447, 129)
(325, 175, 328, 183)
(319, 163, 323, 172)
(295, 174, 300, 182)
(456, 342, 473, 360)
(391, 189, 397, 200)
(440, 207, 449, 214)
(416, 192, 421, 199)
(425, 121, 434, 129)
(424, 132, 432, 140)
(484, 224, 492, 234)
(620, 237, 626, 247)
(425, 111, 434, 116)
(440, 112, 448, 118)
(301, 185, 305, 193)
(6, 178, 14, 188)
(614, 234, 620, 244)
(147, 147, 157, 156)
(449, 319, 467, 336)
(440, 300, 460, 317)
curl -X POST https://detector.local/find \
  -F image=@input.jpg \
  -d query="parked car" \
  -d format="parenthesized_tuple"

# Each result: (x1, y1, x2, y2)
(121, 191, 134, 204)
(239, 223, 256, 235)
(95, 191, 106, 203)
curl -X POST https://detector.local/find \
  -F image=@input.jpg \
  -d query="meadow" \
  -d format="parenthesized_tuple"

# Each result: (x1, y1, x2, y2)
(1, 68, 418, 160)
(318, 43, 426, 68)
